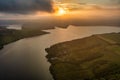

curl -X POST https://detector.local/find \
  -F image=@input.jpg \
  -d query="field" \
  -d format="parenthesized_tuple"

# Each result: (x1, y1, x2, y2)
(46, 32, 120, 80)
(0, 26, 48, 49)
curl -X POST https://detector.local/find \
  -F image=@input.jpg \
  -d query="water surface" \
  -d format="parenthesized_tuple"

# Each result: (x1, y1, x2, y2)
(0, 26, 120, 80)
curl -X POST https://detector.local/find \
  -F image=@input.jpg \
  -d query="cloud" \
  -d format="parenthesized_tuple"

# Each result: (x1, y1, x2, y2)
(77, 0, 120, 5)
(0, 0, 54, 14)
(56, 3, 120, 11)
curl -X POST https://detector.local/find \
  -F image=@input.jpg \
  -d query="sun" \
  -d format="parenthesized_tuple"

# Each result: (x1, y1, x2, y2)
(55, 7, 68, 16)
(58, 8, 66, 15)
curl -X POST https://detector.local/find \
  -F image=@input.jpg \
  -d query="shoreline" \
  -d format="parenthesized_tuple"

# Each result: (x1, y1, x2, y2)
(0, 27, 50, 50)
(46, 32, 120, 80)
(1, 25, 120, 80)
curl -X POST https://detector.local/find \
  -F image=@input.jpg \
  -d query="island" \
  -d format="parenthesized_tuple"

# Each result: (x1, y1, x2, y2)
(0, 26, 49, 50)
(46, 32, 120, 80)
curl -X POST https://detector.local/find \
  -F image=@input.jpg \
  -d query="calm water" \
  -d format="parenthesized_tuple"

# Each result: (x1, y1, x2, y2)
(0, 26, 120, 80)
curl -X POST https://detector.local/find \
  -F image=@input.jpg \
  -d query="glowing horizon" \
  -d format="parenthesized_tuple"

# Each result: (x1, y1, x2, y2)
(0, 0, 120, 20)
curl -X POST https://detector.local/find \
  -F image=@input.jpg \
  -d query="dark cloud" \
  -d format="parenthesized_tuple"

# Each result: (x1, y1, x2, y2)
(0, 0, 54, 14)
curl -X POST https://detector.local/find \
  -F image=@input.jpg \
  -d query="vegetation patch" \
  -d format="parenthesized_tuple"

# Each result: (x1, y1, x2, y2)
(46, 33, 120, 80)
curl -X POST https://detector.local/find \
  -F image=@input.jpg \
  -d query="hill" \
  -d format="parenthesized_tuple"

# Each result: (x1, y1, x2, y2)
(46, 32, 120, 80)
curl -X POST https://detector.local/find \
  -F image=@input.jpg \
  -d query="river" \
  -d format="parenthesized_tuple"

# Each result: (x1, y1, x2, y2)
(0, 25, 120, 80)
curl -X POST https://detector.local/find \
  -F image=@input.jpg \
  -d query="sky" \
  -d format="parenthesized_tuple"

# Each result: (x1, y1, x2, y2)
(0, 0, 120, 20)
(0, 0, 54, 14)
(57, 0, 120, 5)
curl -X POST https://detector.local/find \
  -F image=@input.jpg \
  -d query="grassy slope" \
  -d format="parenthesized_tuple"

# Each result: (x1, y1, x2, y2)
(46, 33, 120, 80)
(0, 28, 48, 49)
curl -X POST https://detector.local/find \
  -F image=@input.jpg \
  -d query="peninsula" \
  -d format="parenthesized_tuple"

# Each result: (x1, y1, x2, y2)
(46, 32, 120, 80)
(0, 26, 48, 50)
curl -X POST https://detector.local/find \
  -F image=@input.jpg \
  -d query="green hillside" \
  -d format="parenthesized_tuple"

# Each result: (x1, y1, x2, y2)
(46, 32, 120, 80)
